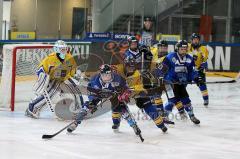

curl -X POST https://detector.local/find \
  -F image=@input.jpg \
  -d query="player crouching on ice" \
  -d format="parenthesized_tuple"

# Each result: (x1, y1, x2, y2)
(25, 40, 82, 119)
(67, 64, 144, 142)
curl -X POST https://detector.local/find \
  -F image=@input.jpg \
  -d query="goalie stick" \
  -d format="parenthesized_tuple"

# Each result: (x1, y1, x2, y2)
(43, 90, 54, 112)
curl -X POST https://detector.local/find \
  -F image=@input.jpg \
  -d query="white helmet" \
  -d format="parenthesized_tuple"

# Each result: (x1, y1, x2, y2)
(53, 40, 68, 60)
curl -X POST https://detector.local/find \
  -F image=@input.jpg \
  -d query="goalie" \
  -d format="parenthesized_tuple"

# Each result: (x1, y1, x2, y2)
(25, 40, 82, 119)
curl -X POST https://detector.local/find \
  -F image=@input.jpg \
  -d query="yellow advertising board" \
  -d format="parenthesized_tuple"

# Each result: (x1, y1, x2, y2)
(11, 32, 36, 40)
(156, 34, 180, 42)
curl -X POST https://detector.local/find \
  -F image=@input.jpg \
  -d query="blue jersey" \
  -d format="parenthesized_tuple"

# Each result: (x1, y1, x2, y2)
(87, 72, 128, 101)
(124, 49, 142, 63)
(162, 52, 196, 84)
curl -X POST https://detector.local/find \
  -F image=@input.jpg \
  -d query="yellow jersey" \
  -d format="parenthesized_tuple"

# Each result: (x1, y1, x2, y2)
(188, 43, 209, 69)
(38, 52, 77, 81)
(150, 46, 166, 68)
(113, 64, 145, 96)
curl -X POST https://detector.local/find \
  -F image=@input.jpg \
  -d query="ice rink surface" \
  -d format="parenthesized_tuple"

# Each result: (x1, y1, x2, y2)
(0, 77, 240, 159)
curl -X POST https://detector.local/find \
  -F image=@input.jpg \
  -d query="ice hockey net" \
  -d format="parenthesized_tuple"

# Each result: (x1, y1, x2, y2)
(0, 44, 53, 111)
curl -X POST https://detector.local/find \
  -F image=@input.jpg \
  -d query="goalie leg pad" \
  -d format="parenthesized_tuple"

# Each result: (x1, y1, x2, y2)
(27, 80, 60, 117)
(33, 72, 50, 96)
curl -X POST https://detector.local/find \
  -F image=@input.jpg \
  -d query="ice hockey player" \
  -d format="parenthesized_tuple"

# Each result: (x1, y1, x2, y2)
(135, 17, 155, 47)
(120, 36, 168, 132)
(151, 40, 176, 117)
(188, 33, 209, 106)
(25, 40, 82, 118)
(67, 64, 143, 140)
(161, 40, 201, 125)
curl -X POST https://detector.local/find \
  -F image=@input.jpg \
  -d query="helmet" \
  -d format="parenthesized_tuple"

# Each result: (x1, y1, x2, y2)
(191, 33, 200, 40)
(127, 36, 138, 46)
(175, 40, 188, 50)
(157, 40, 168, 47)
(175, 40, 188, 56)
(99, 64, 112, 74)
(157, 40, 168, 58)
(99, 64, 113, 83)
(53, 40, 68, 60)
(191, 33, 201, 49)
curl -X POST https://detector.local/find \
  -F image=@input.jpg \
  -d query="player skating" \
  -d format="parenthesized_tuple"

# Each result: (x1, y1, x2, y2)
(188, 33, 209, 106)
(160, 40, 201, 125)
(151, 40, 179, 118)
(67, 64, 144, 141)
(118, 36, 169, 132)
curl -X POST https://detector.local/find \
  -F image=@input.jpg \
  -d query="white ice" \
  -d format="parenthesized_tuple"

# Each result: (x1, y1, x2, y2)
(0, 77, 240, 159)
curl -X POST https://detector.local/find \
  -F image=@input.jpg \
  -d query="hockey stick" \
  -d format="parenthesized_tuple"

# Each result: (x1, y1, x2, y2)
(123, 102, 144, 142)
(42, 121, 75, 139)
(206, 79, 236, 84)
(75, 85, 145, 142)
(42, 96, 111, 139)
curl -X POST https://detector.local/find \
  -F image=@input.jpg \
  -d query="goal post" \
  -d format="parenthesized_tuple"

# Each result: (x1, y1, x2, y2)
(0, 44, 53, 111)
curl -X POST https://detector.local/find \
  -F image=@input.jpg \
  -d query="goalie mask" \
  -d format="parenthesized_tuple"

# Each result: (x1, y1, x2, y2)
(54, 40, 68, 60)
(99, 64, 113, 83)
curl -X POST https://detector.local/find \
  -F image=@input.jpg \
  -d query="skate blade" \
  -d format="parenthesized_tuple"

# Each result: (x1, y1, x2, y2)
(113, 129, 120, 133)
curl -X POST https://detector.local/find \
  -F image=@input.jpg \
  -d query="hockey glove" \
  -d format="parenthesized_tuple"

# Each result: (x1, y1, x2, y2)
(139, 45, 149, 53)
(194, 76, 204, 86)
(200, 62, 208, 70)
(83, 101, 98, 114)
(118, 90, 131, 103)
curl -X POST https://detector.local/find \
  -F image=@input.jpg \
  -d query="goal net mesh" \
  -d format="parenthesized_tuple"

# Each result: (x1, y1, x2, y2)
(0, 44, 53, 110)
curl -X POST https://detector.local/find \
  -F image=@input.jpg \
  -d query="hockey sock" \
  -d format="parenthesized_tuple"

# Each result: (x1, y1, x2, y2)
(143, 103, 165, 128)
(112, 112, 121, 125)
(181, 97, 194, 117)
(199, 84, 209, 101)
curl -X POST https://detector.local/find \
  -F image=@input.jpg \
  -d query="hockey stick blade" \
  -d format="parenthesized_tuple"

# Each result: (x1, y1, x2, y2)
(42, 134, 55, 139)
(139, 134, 144, 142)
(42, 121, 75, 139)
